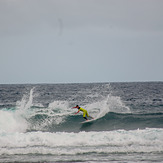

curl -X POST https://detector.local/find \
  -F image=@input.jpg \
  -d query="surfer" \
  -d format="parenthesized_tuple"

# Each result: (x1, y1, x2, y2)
(72, 105, 93, 121)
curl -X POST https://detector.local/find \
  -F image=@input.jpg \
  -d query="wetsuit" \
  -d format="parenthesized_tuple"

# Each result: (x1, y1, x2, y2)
(78, 107, 89, 119)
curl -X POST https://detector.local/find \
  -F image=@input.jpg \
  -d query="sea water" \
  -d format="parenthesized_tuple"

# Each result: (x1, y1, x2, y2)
(0, 82, 163, 162)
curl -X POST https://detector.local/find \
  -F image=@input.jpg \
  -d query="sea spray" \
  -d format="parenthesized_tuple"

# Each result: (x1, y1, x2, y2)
(85, 93, 131, 119)
(0, 88, 35, 133)
(16, 87, 35, 112)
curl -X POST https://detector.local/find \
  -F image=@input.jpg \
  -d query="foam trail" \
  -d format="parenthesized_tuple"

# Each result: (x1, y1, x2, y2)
(48, 100, 70, 115)
(27, 100, 72, 131)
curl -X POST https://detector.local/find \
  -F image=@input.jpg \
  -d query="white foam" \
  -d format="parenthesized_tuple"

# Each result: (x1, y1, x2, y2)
(0, 128, 162, 155)
(0, 110, 28, 133)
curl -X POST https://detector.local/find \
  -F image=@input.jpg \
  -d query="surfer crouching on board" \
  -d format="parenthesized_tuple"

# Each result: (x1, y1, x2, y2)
(72, 105, 94, 121)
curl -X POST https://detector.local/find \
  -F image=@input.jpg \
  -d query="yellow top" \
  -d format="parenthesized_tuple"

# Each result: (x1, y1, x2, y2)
(79, 107, 86, 112)
(79, 107, 89, 117)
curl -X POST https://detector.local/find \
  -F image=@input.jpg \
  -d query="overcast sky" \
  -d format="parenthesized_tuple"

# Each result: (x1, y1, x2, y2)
(0, 0, 163, 84)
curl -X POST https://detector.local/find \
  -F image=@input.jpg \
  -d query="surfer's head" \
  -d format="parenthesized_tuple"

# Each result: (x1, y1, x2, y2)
(72, 105, 79, 109)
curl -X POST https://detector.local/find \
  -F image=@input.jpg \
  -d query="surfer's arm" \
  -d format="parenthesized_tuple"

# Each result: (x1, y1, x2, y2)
(75, 110, 80, 114)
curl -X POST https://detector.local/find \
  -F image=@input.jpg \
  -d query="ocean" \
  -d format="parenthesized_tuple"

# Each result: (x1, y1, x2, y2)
(0, 82, 163, 162)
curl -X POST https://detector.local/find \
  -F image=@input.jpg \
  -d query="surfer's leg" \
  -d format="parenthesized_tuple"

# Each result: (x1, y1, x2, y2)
(83, 117, 88, 120)
(83, 111, 88, 120)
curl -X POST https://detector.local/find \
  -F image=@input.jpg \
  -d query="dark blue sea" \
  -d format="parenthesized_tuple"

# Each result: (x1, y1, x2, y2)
(0, 82, 163, 162)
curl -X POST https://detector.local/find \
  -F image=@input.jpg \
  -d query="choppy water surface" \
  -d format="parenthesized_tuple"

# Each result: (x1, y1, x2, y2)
(0, 82, 163, 162)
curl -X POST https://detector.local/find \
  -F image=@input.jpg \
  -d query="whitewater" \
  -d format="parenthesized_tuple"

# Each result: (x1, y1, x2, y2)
(0, 82, 163, 162)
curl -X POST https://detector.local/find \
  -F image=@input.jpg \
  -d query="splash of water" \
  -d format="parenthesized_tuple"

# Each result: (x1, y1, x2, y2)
(0, 88, 35, 133)
(85, 93, 131, 119)
(16, 87, 34, 111)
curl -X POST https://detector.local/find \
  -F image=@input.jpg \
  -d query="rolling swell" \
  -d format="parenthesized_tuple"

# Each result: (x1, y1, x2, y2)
(28, 112, 163, 132)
